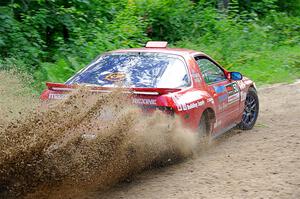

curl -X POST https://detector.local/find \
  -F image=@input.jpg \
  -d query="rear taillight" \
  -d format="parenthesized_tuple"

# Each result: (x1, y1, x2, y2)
(40, 90, 50, 100)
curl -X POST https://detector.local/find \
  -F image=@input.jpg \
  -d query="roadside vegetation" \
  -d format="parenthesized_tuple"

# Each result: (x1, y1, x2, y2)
(0, 0, 299, 91)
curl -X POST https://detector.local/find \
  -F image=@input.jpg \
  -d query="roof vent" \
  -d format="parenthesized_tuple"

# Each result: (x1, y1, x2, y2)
(145, 41, 168, 48)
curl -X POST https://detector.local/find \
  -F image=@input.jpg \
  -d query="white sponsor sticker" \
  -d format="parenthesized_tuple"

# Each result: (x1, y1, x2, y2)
(228, 92, 240, 104)
(172, 95, 183, 111)
(172, 97, 204, 111)
(207, 97, 214, 104)
(171, 92, 205, 111)
(186, 100, 204, 110)
(181, 100, 204, 111)
(132, 98, 157, 105)
(49, 93, 68, 99)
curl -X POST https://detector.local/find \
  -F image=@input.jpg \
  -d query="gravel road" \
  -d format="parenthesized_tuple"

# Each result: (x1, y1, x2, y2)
(94, 82, 300, 199)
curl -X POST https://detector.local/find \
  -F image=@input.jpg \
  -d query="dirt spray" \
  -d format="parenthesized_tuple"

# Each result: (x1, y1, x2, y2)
(0, 71, 198, 199)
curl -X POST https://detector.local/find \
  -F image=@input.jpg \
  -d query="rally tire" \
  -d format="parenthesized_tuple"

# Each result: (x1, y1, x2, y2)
(198, 112, 212, 143)
(238, 87, 259, 130)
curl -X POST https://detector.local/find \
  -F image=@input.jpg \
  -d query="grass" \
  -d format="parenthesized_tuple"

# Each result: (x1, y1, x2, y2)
(235, 45, 300, 85)
(176, 41, 300, 86)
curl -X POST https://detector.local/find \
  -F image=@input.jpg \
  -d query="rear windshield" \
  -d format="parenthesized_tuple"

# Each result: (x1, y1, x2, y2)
(66, 52, 190, 88)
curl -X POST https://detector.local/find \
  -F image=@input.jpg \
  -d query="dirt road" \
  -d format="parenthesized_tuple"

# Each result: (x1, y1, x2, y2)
(93, 82, 300, 199)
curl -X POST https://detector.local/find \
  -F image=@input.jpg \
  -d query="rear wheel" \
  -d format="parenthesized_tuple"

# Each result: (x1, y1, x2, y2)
(238, 87, 259, 130)
(198, 112, 212, 143)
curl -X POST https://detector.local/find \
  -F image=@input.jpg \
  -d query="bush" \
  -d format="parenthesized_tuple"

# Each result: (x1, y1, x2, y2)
(0, 0, 299, 91)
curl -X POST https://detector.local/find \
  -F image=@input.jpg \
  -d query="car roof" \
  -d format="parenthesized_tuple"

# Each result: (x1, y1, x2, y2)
(109, 47, 207, 57)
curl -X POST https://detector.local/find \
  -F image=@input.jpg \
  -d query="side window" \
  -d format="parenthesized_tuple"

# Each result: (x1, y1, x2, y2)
(195, 57, 226, 84)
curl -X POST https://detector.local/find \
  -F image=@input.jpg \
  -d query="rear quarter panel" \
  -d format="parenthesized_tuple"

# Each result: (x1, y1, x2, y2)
(164, 53, 217, 131)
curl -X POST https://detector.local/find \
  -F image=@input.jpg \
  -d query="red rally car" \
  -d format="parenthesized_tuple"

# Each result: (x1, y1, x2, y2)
(41, 41, 259, 138)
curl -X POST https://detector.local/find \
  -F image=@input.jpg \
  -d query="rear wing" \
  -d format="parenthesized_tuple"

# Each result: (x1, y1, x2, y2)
(46, 82, 181, 95)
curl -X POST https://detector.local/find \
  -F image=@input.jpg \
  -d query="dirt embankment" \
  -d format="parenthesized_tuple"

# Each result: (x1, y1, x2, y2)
(95, 82, 300, 199)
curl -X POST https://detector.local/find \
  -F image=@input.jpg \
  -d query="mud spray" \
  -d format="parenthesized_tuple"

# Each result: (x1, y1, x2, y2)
(0, 71, 199, 199)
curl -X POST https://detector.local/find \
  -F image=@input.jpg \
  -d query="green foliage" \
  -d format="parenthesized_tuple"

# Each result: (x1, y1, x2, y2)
(0, 0, 299, 91)
(134, 0, 193, 41)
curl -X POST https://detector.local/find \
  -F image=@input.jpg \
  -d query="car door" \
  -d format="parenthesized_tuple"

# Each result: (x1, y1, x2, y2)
(194, 56, 241, 131)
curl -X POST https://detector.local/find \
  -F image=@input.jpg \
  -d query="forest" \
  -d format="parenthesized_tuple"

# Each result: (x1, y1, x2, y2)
(0, 0, 299, 91)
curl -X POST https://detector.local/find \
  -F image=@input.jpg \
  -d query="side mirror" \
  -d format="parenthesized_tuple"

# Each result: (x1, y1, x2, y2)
(229, 72, 243, 81)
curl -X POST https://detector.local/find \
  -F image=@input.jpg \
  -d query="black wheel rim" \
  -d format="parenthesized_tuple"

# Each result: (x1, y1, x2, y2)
(242, 94, 258, 126)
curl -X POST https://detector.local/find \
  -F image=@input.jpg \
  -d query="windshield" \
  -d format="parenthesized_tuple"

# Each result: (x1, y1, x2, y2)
(66, 52, 190, 88)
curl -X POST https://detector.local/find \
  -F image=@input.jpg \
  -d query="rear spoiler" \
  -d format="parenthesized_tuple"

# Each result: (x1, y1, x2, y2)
(46, 82, 181, 95)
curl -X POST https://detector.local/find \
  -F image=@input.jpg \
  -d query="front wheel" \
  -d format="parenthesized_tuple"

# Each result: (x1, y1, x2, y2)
(238, 87, 259, 130)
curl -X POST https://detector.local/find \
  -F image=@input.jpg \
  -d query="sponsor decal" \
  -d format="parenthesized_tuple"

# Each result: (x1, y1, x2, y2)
(228, 92, 240, 104)
(49, 93, 68, 99)
(187, 101, 204, 109)
(104, 72, 126, 82)
(175, 91, 204, 104)
(132, 98, 157, 105)
(226, 86, 233, 92)
(215, 83, 240, 110)
(181, 100, 204, 111)
(214, 85, 226, 93)
(225, 82, 240, 104)
(226, 83, 239, 95)
(207, 97, 214, 104)
(172, 95, 204, 111)
(218, 94, 228, 102)
(172, 95, 183, 111)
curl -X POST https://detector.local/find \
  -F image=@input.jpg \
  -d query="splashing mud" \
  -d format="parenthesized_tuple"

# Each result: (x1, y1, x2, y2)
(0, 71, 198, 199)
(0, 70, 38, 125)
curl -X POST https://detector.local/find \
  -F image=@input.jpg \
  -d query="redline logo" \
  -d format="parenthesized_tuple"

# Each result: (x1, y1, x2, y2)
(132, 98, 157, 105)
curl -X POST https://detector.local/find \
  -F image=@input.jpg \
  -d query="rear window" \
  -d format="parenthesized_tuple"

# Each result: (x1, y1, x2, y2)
(66, 52, 190, 88)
